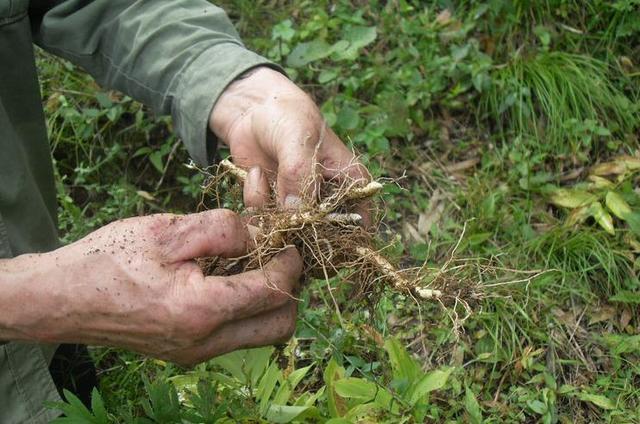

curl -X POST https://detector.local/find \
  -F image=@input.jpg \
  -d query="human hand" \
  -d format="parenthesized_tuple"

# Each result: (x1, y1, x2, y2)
(1, 210, 302, 366)
(210, 67, 371, 219)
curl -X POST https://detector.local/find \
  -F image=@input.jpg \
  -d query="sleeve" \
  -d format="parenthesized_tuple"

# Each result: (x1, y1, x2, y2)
(30, 0, 280, 166)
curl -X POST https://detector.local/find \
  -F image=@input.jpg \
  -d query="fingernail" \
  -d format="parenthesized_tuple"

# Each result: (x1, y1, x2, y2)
(284, 195, 302, 210)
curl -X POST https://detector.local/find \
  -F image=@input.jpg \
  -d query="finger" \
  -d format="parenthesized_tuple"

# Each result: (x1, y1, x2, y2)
(243, 166, 271, 208)
(319, 128, 371, 183)
(204, 247, 302, 322)
(158, 210, 249, 262)
(177, 300, 298, 365)
(275, 122, 322, 206)
(319, 129, 373, 226)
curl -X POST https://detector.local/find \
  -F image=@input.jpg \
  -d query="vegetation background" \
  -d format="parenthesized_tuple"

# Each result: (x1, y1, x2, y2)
(41, 0, 639, 422)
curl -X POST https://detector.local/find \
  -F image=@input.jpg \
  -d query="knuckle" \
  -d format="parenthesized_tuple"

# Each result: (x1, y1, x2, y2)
(213, 208, 240, 226)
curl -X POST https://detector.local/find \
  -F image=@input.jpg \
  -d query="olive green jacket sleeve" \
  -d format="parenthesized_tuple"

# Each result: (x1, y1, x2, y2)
(31, 0, 277, 166)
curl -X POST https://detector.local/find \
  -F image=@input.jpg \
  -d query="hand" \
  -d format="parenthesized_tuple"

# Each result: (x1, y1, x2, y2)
(0, 210, 302, 366)
(210, 67, 371, 218)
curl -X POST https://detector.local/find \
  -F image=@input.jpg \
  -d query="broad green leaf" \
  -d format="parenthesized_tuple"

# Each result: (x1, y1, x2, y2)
(273, 365, 312, 404)
(591, 155, 640, 176)
(565, 205, 591, 226)
(265, 404, 312, 423)
(95, 92, 112, 108)
(344, 26, 377, 48)
(408, 367, 454, 406)
(336, 107, 360, 131)
(624, 212, 640, 236)
(577, 393, 616, 410)
(324, 358, 347, 418)
(333, 26, 377, 60)
(588, 202, 615, 235)
(318, 69, 338, 84)
(90, 388, 108, 423)
(344, 403, 381, 421)
(588, 175, 615, 189)
(549, 188, 596, 209)
(287, 39, 333, 67)
(384, 338, 419, 383)
(149, 151, 164, 173)
(212, 347, 274, 386)
(464, 387, 483, 424)
(527, 399, 548, 414)
(257, 362, 282, 415)
(605, 191, 632, 220)
(334, 378, 377, 401)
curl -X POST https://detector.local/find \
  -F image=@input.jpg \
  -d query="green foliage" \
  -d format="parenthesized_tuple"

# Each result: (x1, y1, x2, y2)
(482, 51, 636, 154)
(43, 0, 640, 422)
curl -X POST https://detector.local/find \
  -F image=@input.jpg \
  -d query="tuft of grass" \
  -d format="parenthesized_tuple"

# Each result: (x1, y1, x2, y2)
(482, 51, 637, 154)
(528, 226, 634, 298)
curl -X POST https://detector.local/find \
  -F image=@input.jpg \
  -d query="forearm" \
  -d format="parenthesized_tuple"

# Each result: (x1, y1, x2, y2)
(32, 0, 277, 166)
(0, 252, 64, 342)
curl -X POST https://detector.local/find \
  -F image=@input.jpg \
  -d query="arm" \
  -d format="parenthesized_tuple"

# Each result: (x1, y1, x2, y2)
(0, 204, 302, 365)
(31, 0, 371, 212)
(31, 0, 273, 166)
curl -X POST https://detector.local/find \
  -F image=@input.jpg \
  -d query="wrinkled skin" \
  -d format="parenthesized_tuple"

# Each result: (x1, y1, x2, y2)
(0, 66, 369, 366)
(210, 67, 371, 219)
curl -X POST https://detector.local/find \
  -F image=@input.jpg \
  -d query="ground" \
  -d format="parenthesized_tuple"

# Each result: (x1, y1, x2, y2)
(41, 1, 639, 423)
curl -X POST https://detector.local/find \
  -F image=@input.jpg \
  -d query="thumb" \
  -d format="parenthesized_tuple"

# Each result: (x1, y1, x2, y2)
(158, 210, 249, 262)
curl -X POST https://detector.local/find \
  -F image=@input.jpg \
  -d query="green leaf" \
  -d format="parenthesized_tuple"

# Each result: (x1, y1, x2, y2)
(95, 92, 112, 108)
(212, 347, 274, 386)
(257, 362, 282, 415)
(549, 188, 596, 209)
(605, 191, 632, 220)
(336, 107, 360, 130)
(333, 26, 377, 60)
(384, 338, 419, 383)
(324, 358, 347, 418)
(464, 387, 483, 424)
(588, 175, 615, 189)
(149, 151, 164, 173)
(90, 388, 108, 423)
(265, 405, 312, 423)
(318, 69, 338, 84)
(408, 367, 454, 406)
(588, 202, 615, 235)
(334, 378, 377, 401)
(287, 39, 333, 67)
(527, 399, 548, 414)
(577, 393, 616, 410)
(273, 365, 312, 404)
(565, 205, 591, 227)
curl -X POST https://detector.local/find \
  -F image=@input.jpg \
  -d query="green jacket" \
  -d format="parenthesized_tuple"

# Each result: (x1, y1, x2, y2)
(0, 0, 273, 421)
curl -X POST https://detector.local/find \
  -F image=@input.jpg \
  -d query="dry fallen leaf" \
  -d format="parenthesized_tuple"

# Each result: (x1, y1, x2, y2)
(418, 190, 445, 236)
(444, 157, 480, 173)
(588, 305, 616, 326)
(435, 9, 452, 26)
(620, 308, 633, 330)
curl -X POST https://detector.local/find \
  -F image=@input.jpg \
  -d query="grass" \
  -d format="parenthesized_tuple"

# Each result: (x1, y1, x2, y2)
(39, 0, 640, 422)
(482, 51, 637, 155)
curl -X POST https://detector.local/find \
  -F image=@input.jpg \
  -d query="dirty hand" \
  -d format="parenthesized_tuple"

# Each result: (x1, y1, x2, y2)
(0, 210, 302, 366)
(210, 66, 371, 215)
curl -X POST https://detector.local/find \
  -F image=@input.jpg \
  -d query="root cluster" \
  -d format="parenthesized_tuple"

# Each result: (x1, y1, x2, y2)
(194, 159, 483, 310)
